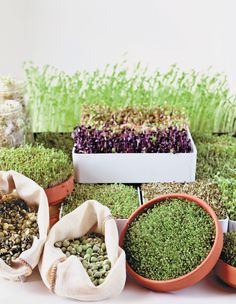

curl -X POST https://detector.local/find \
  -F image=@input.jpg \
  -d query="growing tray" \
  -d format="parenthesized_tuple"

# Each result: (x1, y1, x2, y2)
(73, 130, 197, 183)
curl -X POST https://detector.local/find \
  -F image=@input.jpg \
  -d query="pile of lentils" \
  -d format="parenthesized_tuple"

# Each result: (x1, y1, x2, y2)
(0, 198, 39, 266)
(54, 232, 111, 286)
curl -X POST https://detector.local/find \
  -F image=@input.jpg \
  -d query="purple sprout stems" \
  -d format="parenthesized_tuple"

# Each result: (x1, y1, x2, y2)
(73, 126, 192, 154)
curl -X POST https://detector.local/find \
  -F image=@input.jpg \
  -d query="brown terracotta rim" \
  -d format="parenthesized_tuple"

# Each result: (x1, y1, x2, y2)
(218, 259, 236, 271)
(45, 175, 74, 206)
(119, 193, 223, 288)
(216, 259, 236, 288)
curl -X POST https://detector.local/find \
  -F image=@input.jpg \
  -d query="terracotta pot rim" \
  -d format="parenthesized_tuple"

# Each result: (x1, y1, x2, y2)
(45, 175, 74, 206)
(45, 175, 74, 191)
(218, 259, 236, 270)
(216, 259, 236, 288)
(120, 193, 222, 286)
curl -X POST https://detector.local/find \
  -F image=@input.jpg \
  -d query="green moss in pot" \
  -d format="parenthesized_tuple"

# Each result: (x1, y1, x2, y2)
(123, 199, 215, 281)
(0, 145, 73, 205)
(120, 194, 223, 291)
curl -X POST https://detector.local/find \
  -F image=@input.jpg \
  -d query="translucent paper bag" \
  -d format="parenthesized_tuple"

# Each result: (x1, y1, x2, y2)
(39, 200, 126, 301)
(0, 170, 49, 281)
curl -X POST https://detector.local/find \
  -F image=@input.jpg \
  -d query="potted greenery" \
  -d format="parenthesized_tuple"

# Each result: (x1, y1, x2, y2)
(141, 180, 228, 232)
(72, 125, 196, 183)
(216, 231, 236, 288)
(61, 183, 141, 234)
(119, 193, 223, 292)
(0, 145, 74, 205)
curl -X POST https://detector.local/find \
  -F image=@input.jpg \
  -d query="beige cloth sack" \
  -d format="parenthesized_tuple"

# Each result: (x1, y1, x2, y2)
(0, 170, 49, 281)
(39, 200, 126, 301)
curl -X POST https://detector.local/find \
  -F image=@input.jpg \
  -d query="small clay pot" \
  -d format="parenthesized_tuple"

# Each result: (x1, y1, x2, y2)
(49, 205, 60, 227)
(216, 260, 236, 288)
(45, 175, 74, 206)
(119, 193, 223, 292)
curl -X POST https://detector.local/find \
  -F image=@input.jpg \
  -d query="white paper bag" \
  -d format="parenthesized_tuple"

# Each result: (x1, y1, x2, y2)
(39, 200, 126, 301)
(0, 170, 49, 281)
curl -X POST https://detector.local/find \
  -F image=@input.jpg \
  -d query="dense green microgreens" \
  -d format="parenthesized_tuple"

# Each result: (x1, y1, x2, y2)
(0, 145, 72, 188)
(123, 199, 215, 281)
(81, 104, 187, 131)
(221, 232, 236, 267)
(62, 184, 139, 219)
(193, 133, 236, 146)
(194, 134, 236, 180)
(24, 62, 236, 133)
(215, 176, 236, 221)
(34, 132, 73, 159)
(141, 181, 227, 219)
(193, 134, 236, 220)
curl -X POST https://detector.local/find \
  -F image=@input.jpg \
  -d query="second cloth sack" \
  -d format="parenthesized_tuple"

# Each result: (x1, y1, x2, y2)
(39, 200, 126, 301)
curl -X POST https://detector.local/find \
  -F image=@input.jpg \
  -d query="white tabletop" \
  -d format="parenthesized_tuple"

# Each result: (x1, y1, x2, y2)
(0, 268, 236, 304)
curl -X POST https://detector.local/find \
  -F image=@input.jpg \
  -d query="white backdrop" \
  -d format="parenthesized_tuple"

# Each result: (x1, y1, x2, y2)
(0, 0, 236, 90)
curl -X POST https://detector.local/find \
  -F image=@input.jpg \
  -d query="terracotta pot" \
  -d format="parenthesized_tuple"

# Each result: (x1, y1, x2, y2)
(119, 193, 223, 292)
(44, 175, 74, 206)
(216, 260, 236, 288)
(49, 205, 60, 228)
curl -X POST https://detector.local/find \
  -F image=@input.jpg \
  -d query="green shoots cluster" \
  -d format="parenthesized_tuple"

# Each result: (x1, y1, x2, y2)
(62, 184, 139, 219)
(141, 181, 227, 219)
(192, 134, 236, 220)
(194, 134, 236, 180)
(24, 63, 236, 134)
(215, 177, 236, 220)
(34, 132, 73, 159)
(0, 145, 72, 188)
(221, 231, 236, 267)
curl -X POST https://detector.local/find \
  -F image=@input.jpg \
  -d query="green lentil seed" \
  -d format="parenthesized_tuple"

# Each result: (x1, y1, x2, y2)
(54, 232, 111, 286)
